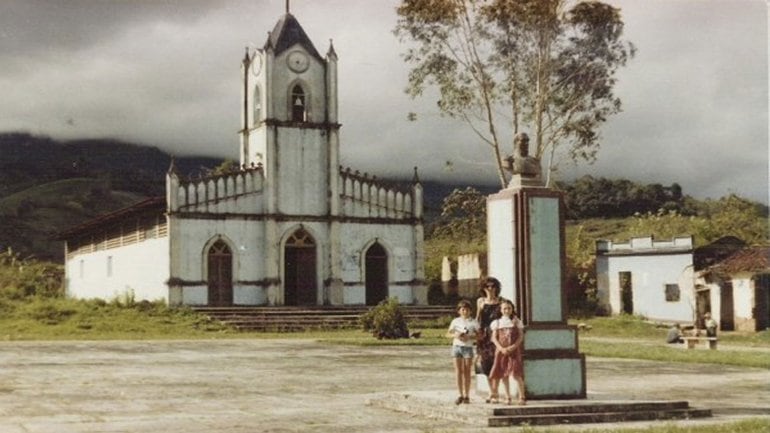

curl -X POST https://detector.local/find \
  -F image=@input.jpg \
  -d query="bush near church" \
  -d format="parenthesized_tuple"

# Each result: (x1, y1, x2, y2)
(360, 298, 410, 339)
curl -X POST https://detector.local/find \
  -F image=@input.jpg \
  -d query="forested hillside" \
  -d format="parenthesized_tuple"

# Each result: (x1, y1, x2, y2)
(0, 133, 223, 260)
(1, 132, 766, 264)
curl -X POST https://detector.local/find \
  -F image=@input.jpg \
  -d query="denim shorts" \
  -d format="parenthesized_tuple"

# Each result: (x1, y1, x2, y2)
(451, 345, 474, 359)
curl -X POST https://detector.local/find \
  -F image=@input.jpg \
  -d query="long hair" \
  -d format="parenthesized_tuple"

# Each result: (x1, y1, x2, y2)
(479, 276, 501, 297)
(499, 299, 516, 320)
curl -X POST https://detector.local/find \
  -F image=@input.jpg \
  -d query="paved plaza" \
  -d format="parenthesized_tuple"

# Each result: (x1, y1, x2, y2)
(0, 339, 768, 433)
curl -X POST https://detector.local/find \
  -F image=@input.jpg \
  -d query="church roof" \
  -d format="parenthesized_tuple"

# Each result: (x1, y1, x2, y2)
(56, 196, 165, 240)
(266, 13, 323, 61)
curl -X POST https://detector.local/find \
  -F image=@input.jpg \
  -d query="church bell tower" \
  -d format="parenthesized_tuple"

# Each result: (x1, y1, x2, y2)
(239, 8, 340, 216)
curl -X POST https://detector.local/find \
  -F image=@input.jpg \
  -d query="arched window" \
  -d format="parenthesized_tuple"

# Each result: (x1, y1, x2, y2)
(253, 86, 261, 125)
(291, 84, 306, 122)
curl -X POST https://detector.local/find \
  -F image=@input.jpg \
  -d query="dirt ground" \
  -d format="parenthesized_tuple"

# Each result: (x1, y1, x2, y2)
(0, 338, 768, 433)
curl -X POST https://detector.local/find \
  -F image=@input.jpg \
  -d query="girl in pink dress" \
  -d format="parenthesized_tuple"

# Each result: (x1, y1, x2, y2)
(489, 299, 526, 405)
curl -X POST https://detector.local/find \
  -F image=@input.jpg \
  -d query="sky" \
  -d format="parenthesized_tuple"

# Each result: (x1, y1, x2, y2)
(0, 0, 767, 205)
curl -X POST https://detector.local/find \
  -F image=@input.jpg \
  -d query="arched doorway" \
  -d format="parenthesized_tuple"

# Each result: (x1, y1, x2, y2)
(284, 229, 316, 305)
(365, 242, 388, 306)
(207, 240, 233, 306)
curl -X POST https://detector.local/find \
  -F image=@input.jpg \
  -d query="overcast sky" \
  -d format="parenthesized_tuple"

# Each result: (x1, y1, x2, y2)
(0, 0, 767, 204)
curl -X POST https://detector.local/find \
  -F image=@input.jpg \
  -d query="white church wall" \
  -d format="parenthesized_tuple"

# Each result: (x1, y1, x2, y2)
(171, 217, 268, 306)
(340, 222, 421, 304)
(274, 127, 328, 216)
(66, 237, 170, 303)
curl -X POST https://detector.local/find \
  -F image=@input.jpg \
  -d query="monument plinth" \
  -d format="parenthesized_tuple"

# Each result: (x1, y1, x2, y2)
(487, 134, 586, 400)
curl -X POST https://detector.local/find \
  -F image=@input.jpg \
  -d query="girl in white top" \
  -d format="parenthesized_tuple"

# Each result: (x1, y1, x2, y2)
(446, 299, 479, 405)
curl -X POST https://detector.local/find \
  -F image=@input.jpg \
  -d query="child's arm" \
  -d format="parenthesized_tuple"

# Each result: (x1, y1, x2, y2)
(445, 321, 458, 339)
(509, 318, 524, 351)
(491, 324, 506, 352)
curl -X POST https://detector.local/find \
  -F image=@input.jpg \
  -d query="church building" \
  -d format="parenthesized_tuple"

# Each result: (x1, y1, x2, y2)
(60, 11, 426, 307)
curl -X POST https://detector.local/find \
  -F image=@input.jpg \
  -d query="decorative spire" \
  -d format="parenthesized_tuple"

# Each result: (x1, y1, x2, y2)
(327, 39, 337, 60)
(167, 156, 178, 175)
(286, 0, 290, 14)
(242, 46, 250, 65)
(412, 166, 420, 183)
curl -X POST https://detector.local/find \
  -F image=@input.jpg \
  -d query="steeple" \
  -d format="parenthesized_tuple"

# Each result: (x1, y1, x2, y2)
(265, 11, 322, 60)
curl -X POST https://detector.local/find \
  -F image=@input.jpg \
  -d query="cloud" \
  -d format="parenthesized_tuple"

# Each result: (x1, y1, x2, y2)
(0, 0, 766, 205)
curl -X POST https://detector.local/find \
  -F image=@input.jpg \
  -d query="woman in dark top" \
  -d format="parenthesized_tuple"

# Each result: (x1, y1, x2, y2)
(475, 276, 502, 402)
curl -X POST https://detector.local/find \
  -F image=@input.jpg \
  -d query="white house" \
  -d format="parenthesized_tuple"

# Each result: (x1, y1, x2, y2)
(595, 236, 696, 322)
(60, 11, 426, 307)
(596, 235, 770, 332)
(694, 245, 770, 332)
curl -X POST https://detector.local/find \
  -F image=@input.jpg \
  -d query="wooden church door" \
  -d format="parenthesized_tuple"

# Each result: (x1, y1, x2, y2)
(207, 240, 233, 306)
(365, 242, 388, 306)
(284, 229, 317, 305)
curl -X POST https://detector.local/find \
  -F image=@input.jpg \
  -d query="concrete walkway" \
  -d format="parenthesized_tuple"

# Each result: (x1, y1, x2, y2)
(0, 339, 767, 433)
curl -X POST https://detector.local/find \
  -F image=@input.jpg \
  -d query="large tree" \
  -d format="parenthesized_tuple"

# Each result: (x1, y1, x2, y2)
(395, 0, 635, 187)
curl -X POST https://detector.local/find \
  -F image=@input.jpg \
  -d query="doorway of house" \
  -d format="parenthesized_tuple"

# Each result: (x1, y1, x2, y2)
(619, 271, 633, 315)
(696, 287, 711, 328)
(365, 242, 388, 306)
(207, 240, 233, 306)
(754, 274, 770, 331)
(284, 229, 317, 306)
(720, 281, 735, 331)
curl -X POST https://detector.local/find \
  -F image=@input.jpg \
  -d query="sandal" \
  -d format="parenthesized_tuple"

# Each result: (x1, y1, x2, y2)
(506, 397, 513, 405)
(454, 396, 464, 405)
(485, 395, 499, 404)
(462, 397, 470, 404)
(518, 398, 527, 406)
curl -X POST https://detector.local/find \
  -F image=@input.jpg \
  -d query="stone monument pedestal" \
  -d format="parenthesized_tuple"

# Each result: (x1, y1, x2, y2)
(487, 182, 586, 399)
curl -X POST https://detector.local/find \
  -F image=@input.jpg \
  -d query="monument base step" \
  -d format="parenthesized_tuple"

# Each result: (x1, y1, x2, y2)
(368, 392, 712, 428)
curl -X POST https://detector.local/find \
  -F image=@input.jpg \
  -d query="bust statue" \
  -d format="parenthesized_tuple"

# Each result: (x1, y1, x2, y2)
(503, 133, 542, 181)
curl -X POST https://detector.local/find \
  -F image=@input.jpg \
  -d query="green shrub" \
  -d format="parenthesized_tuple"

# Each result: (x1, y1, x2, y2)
(359, 298, 410, 339)
(28, 301, 76, 325)
(0, 249, 63, 300)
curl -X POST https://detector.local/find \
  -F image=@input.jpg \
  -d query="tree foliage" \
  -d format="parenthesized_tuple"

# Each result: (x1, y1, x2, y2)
(395, 0, 635, 187)
(429, 186, 487, 241)
(0, 248, 63, 301)
(559, 175, 692, 219)
(629, 195, 769, 246)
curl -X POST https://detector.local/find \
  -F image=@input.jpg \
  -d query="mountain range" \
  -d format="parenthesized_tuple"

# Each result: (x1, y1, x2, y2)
(0, 132, 466, 262)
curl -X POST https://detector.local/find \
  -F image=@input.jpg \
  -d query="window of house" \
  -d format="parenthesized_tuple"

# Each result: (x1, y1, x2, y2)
(665, 284, 680, 302)
(291, 84, 306, 122)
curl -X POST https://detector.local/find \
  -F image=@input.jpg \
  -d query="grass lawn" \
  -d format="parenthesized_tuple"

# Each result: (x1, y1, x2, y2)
(2, 298, 768, 370)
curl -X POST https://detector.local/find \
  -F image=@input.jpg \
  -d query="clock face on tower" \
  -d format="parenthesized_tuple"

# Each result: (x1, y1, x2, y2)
(287, 50, 309, 73)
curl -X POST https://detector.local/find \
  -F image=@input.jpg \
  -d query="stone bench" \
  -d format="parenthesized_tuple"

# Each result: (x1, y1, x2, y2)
(681, 336, 718, 350)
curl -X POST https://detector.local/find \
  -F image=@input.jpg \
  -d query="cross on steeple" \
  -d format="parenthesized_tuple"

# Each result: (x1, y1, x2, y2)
(286, 0, 290, 14)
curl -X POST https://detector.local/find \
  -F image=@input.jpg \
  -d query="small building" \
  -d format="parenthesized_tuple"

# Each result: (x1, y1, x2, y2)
(695, 245, 770, 332)
(595, 236, 696, 323)
(59, 10, 426, 307)
(596, 235, 770, 332)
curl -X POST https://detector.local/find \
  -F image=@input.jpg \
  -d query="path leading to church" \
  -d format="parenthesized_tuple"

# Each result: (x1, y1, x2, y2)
(0, 339, 767, 433)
